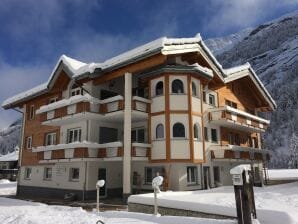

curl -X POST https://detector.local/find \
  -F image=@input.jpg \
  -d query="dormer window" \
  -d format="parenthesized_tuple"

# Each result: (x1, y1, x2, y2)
(71, 84, 83, 96)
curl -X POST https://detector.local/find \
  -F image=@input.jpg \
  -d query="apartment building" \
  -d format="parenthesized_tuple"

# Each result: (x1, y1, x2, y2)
(2, 35, 276, 200)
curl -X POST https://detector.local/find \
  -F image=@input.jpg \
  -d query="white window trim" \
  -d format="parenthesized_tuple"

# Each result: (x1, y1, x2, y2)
(29, 105, 35, 119)
(132, 127, 146, 143)
(26, 136, 32, 149)
(187, 166, 198, 185)
(69, 168, 80, 182)
(71, 87, 82, 97)
(67, 128, 82, 143)
(44, 167, 52, 181)
(24, 167, 32, 180)
(45, 132, 56, 146)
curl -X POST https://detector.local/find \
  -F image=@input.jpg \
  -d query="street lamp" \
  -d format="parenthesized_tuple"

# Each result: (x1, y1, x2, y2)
(96, 180, 105, 212)
(152, 176, 163, 216)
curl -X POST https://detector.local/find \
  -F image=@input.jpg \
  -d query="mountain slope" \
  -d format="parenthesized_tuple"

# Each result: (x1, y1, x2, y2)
(206, 11, 298, 168)
(0, 118, 21, 156)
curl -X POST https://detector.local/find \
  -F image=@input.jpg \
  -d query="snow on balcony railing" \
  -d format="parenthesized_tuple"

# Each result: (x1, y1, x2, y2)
(132, 142, 151, 157)
(36, 94, 100, 114)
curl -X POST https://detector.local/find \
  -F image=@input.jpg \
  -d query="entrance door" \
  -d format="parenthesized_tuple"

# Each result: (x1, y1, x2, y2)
(203, 167, 211, 189)
(98, 168, 107, 197)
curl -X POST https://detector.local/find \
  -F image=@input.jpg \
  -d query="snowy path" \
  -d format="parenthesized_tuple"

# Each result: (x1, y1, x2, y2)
(129, 182, 298, 224)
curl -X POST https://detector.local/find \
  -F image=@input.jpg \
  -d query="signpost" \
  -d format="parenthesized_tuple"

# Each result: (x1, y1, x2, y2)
(230, 165, 257, 224)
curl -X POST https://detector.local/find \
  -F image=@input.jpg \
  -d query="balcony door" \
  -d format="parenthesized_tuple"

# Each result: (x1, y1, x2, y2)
(99, 127, 118, 144)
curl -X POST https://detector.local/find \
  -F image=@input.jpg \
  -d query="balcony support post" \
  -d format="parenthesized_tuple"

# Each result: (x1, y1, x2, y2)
(123, 72, 132, 200)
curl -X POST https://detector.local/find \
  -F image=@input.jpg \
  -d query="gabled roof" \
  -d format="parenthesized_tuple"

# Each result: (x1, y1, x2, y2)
(2, 34, 276, 111)
(223, 63, 277, 110)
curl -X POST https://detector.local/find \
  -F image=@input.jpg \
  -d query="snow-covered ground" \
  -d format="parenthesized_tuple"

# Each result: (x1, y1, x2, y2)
(0, 180, 235, 224)
(129, 182, 298, 224)
(267, 169, 298, 180)
(0, 180, 17, 196)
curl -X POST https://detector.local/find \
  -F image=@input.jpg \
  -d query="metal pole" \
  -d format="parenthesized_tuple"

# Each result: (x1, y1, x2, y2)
(96, 186, 100, 212)
(154, 187, 158, 215)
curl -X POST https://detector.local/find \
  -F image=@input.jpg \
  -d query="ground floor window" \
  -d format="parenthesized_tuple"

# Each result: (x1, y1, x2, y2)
(187, 166, 198, 184)
(44, 167, 52, 180)
(145, 167, 164, 184)
(69, 168, 80, 181)
(213, 166, 220, 183)
(24, 167, 32, 180)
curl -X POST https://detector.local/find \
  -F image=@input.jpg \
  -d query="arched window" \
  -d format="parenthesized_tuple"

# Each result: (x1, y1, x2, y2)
(192, 82, 197, 96)
(156, 124, 164, 139)
(155, 81, 163, 96)
(194, 123, 201, 140)
(173, 122, 185, 138)
(172, 79, 184, 94)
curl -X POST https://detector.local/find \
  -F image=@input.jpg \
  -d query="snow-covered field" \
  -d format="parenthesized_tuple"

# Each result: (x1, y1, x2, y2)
(267, 169, 298, 180)
(129, 182, 298, 224)
(0, 180, 17, 196)
(0, 180, 235, 224)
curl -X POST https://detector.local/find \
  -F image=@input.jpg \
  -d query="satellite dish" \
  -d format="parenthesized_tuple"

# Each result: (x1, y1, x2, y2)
(96, 180, 105, 188)
(152, 176, 163, 188)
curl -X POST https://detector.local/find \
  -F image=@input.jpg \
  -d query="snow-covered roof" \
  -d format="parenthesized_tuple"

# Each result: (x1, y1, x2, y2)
(0, 150, 19, 162)
(2, 34, 275, 111)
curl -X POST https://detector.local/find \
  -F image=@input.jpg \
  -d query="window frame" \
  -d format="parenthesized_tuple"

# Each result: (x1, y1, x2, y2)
(44, 167, 52, 181)
(26, 136, 32, 149)
(173, 122, 186, 138)
(71, 87, 83, 97)
(24, 167, 32, 180)
(209, 94, 215, 106)
(67, 128, 82, 143)
(145, 167, 164, 184)
(155, 81, 164, 96)
(48, 97, 58, 104)
(29, 105, 35, 120)
(132, 127, 146, 143)
(171, 79, 184, 94)
(211, 128, 218, 143)
(69, 168, 80, 182)
(45, 132, 57, 146)
(193, 123, 201, 140)
(204, 127, 209, 141)
(155, 123, 164, 139)
(187, 166, 198, 185)
(191, 81, 197, 97)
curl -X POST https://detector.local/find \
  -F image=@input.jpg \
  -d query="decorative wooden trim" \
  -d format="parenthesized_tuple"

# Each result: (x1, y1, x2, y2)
(192, 111, 202, 117)
(151, 111, 165, 116)
(170, 110, 188, 114)
(200, 83, 206, 163)
(187, 75, 194, 161)
(165, 74, 171, 161)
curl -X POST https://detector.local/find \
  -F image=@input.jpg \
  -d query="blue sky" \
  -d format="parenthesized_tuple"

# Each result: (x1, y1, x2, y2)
(0, 0, 297, 128)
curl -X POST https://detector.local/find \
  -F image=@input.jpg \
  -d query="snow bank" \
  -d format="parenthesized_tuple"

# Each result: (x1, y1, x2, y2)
(0, 179, 10, 184)
(267, 169, 298, 180)
(0, 181, 16, 196)
(0, 197, 236, 224)
(0, 150, 19, 162)
(129, 182, 298, 224)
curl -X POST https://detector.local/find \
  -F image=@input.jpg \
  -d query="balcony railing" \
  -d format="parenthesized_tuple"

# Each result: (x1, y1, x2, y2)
(33, 141, 151, 161)
(36, 94, 150, 123)
(210, 145, 270, 161)
(208, 106, 269, 132)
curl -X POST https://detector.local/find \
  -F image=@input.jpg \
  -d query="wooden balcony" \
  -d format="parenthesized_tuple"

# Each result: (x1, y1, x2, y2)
(210, 145, 270, 161)
(208, 106, 269, 133)
(37, 95, 150, 125)
(34, 141, 150, 162)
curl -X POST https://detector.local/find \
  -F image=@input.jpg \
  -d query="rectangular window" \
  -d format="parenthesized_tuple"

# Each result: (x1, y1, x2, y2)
(67, 128, 82, 143)
(26, 136, 32, 149)
(225, 100, 237, 109)
(44, 167, 52, 180)
(99, 127, 118, 144)
(187, 166, 197, 184)
(213, 166, 220, 183)
(70, 168, 80, 181)
(71, 88, 82, 96)
(209, 94, 215, 106)
(203, 91, 206, 103)
(24, 167, 32, 180)
(145, 167, 164, 184)
(45, 133, 56, 146)
(132, 128, 145, 143)
(204, 127, 209, 141)
(29, 105, 35, 120)
(211, 128, 217, 143)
